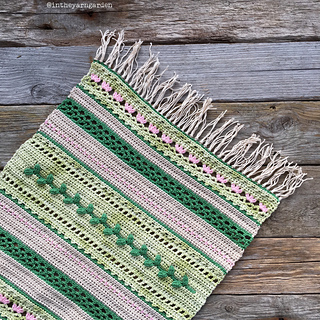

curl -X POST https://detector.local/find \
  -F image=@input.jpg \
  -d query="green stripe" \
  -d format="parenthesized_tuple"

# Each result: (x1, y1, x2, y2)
(0, 225, 123, 320)
(0, 274, 63, 320)
(37, 131, 227, 275)
(0, 188, 176, 319)
(57, 98, 253, 249)
(23, 163, 196, 294)
(77, 84, 259, 225)
(93, 59, 279, 201)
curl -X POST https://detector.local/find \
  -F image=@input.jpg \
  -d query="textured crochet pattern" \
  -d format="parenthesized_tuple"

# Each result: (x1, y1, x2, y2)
(0, 30, 311, 320)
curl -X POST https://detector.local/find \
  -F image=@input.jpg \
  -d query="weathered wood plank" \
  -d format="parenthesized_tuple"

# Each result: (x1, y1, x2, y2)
(0, 105, 56, 168)
(194, 294, 320, 320)
(1, 100, 319, 165)
(1, 0, 320, 46)
(216, 261, 320, 294)
(0, 107, 319, 237)
(215, 238, 320, 294)
(0, 42, 320, 104)
(240, 238, 320, 264)
(257, 165, 319, 238)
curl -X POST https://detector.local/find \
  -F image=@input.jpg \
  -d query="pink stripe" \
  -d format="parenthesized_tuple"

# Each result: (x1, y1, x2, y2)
(41, 120, 235, 267)
(0, 201, 157, 318)
(93, 77, 269, 212)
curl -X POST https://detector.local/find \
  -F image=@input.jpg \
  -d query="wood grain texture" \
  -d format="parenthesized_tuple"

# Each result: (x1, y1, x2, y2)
(215, 238, 320, 294)
(1, 42, 320, 104)
(0, 103, 319, 238)
(1, 100, 319, 166)
(194, 294, 320, 320)
(257, 165, 319, 238)
(1, 7, 319, 317)
(1, 0, 320, 46)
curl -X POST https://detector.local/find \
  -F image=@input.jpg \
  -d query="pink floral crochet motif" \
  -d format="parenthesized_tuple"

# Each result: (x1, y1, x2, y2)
(12, 304, 24, 313)
(26, 313, 37, 320)
(101, 81, 112, 92)
(136, 113, 147, 124)
(90, 74, 100, 82)
(246, 193, 257, 203)
(175, 144, 187, 154)
(231, 184, 243, 194)
(216, 174, 228, 184)
(0, 293, 10, 304)
(188, 154, 199, 164)
(259, 202, 268, 213)
(113, 92, 123, 102)
(202, 164, 213, 174)
(124, 103, 136, 114)
(149, 124, 159, 134)
(161, 134, 173, 144)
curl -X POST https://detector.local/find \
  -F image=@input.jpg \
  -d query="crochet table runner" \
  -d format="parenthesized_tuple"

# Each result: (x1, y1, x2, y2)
(0, 30, 310, 320)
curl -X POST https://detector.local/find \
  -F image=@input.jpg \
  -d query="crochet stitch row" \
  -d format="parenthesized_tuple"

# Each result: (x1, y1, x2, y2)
(0, 29, 309, 320)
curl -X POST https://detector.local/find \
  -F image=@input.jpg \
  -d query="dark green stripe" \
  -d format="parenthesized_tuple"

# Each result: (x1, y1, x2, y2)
(23, 164, 195, 294)
(0, 225, 123, 320)
(0, 274, 63, 320)
(92, 59, 279, 201)
(77, 84, 259, 225)
(57, 98, 253, 249)
(36, 131, 227, 275)
(0, 188, 175, 320)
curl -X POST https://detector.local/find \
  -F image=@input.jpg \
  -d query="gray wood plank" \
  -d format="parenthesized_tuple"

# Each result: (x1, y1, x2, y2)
(1, 100, 319, 165)
(193, 294, 320, 320)
(216, 259, 320, 294)
(1, 0, 320, 46)
(0, 106, 319, 237)
(0, 42, 320, 104)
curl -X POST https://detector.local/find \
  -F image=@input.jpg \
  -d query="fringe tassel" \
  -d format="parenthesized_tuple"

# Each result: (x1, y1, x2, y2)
(115, 40, 143, 82)
(94, 29, 312, 199)
(95, 29, 115, 63)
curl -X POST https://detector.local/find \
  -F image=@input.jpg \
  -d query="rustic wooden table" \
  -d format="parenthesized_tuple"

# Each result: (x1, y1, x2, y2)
(0, 1, 319, 319)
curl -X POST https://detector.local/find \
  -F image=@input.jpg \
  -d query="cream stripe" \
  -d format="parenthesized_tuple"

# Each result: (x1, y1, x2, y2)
(39, 110, 244, 266)
(70, 87, 259, 236)
(0, 193, 167, 320)
(1, 150, 206, 320)
(0, 251, 94, 320)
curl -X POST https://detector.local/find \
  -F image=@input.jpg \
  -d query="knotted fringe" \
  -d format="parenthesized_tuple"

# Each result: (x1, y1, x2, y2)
(94, 29, 312, 200)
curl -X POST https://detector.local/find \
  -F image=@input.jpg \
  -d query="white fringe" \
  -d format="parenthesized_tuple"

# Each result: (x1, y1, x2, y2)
(94, 29, 311, 200)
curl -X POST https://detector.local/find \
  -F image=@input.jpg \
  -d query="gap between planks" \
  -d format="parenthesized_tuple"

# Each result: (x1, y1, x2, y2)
(0, 42, 320, 104)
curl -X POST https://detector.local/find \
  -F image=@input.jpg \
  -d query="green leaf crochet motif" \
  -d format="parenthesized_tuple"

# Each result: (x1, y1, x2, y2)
(23, 163, 196, 294)
(89, 217, 101, 225)
(23, 168, 34, 176)
(116, 238, 127, 246)
(76, 207, 87, 215)
(49, 187, 60, 194)
(144, 259, 154, 267)
(130, 248, 140, 256)
(103, 227, 114, 235)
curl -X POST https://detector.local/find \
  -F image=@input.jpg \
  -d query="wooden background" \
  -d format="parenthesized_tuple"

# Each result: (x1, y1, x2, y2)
(0, 1, 319, 319)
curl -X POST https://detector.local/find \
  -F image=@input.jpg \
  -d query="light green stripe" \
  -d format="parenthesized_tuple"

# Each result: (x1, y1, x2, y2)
(92, 60, 279, 202)
(0, 225, 123, 320)
(37, 131, 227, 274)
(0, 188, 174, 320)
(57, 98, 253, 249)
